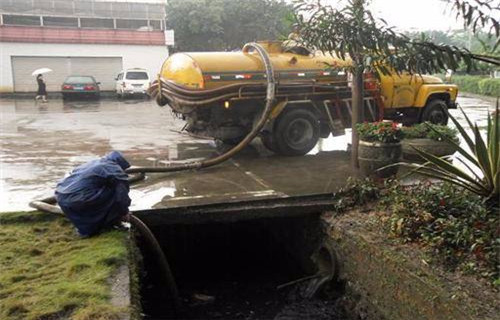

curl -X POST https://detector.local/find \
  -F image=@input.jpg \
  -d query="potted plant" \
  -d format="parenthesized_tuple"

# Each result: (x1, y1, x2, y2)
(356, 121, 403, 178)
(401, 122, 459, 161)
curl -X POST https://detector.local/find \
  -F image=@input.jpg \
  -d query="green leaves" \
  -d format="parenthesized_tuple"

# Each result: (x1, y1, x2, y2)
(166, 0, 293, 51)
(448, 0, 500, 38)
(293, 0, 499, 75)
(402, 101, 500, 206)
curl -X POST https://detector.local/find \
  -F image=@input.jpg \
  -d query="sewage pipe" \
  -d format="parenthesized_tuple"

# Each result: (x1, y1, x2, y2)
(29, 42, 276, 311)
(125, 42, 276, 174)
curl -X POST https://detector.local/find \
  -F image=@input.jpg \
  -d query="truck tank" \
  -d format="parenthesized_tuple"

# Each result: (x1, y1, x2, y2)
(159, 41, 351, 90)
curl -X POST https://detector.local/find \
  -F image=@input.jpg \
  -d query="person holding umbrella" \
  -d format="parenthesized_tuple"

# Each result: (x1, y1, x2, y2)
(32, 68, 51, 102)
(35, 74, 48, 102)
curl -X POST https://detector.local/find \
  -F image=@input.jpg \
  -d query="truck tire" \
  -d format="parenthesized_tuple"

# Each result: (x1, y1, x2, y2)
(273, 108, 320, 156)
(421, 99, 449, 125)
(261, 131, 278, 153)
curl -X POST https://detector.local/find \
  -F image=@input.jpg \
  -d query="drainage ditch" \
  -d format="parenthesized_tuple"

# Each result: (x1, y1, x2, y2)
(134, 213, 348, 320)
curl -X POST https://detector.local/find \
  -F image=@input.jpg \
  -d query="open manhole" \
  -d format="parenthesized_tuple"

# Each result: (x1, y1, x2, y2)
(134, 212, 345, 319)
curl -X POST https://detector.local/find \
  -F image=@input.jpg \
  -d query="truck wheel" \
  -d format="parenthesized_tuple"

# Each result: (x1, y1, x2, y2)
(261, 131, 278, 153)
(421, 99, 449, 125)
(273, 108, 320, 156)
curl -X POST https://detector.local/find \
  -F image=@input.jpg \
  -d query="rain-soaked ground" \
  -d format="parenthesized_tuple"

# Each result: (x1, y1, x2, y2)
(0, 93, 496, 212)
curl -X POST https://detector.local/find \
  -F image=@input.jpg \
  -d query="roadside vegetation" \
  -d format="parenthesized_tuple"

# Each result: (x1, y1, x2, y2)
(334, 178, 499, 286)
(401, 122, 458, 141)
(450, 75, 500, 96)
(0, 211, 129, 320)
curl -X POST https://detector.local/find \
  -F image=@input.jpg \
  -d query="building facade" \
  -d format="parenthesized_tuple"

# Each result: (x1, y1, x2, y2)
(0, 0, 169, 93)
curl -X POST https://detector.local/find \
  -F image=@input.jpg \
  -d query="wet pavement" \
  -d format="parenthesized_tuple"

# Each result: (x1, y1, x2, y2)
(0, 94, 495, 212)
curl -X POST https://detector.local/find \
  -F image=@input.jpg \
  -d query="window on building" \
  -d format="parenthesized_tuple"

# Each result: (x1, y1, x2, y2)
(80, 18, 114, 29)
(2, 14, 41, 26)
(149, 20, 162, 30)
(116, 19, 149, 30)
(43, 16, 78, 28)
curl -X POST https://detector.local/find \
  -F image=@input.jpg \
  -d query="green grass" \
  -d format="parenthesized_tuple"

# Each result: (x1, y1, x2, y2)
(0, 211, 130, 320)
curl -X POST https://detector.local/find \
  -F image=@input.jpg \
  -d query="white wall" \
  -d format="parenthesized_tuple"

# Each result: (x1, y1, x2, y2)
(0, 42, 169, 92)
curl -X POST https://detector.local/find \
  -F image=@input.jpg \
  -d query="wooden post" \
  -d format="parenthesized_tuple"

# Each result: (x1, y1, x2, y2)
(351, 65, 364, 169)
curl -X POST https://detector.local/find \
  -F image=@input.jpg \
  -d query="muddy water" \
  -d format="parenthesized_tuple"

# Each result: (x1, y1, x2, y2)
(0, 94, 495, 212)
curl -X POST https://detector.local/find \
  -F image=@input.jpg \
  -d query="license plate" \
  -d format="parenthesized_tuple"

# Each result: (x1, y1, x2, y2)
(74, 86, 84, 90)
(132, 84, 142, 87)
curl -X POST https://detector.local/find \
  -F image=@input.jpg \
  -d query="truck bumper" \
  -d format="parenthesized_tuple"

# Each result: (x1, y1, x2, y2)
(447, 100, 458, 109)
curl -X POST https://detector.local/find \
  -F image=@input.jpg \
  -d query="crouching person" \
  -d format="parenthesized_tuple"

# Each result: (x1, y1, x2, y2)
(55, 151, 131, 237)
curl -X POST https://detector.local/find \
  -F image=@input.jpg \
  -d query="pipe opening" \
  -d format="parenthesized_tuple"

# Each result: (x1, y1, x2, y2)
(134, 214, 346, 319)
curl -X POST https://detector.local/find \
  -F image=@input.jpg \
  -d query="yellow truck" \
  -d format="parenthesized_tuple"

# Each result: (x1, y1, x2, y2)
(152, 41, 458, 156)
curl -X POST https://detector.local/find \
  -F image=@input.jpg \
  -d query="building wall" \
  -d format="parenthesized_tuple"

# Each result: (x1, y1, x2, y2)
(0, 42, 169, 92)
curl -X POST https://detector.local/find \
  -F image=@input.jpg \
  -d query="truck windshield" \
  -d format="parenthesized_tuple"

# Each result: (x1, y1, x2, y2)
(126, 72, 148, 80)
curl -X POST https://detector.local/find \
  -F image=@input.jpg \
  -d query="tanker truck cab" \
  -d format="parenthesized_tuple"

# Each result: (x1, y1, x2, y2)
(153, 41, 458, 156)
(378, 71, 458, 125)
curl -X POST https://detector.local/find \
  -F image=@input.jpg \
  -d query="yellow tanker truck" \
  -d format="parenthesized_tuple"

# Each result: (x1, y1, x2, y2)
(150, 41, 458, 156)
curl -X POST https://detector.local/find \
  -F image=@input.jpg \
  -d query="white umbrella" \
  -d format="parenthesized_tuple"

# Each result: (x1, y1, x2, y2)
(32, 68, 52, 76)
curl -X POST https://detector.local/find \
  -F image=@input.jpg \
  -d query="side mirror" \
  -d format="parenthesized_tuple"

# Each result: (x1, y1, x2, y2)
(445, 69, 453, 83)
(96, 82, 101, 85)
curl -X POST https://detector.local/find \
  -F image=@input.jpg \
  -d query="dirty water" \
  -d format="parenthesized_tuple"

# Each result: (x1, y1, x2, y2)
(0, 94, 496, 212)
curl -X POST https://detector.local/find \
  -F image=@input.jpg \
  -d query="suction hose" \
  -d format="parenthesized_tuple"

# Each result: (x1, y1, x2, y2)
(28, 42, 276, 312)
(126, 42, 276, 174)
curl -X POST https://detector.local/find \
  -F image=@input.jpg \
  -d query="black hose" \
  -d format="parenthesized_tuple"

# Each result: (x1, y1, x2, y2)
(28, 43, 276, 312)
(129, 215, 181, 314)
(28, 199, 182, 314)
(126, 42, 276, 174)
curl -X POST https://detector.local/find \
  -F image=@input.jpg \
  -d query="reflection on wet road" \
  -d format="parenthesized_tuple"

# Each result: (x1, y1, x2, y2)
(0, 94, 495, 212)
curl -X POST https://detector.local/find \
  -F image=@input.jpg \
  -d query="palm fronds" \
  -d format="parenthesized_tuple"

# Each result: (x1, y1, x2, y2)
(402, 99, 499, 205)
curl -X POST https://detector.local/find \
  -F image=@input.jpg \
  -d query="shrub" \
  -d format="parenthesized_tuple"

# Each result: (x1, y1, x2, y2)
(356, 121, 402, 143)
(478, 78, 500, 96)
(333, 177, 380, 212)
(451, 75, 500, 96)
(379, 181, 499, 283)
(402, 122, 458, 142)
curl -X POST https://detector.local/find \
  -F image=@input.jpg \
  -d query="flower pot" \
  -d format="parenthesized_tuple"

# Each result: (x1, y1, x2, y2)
(402, 138, 458, 162)
(358, 140, 402, 178)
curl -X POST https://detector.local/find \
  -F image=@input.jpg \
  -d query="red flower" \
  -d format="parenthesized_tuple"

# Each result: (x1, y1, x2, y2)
(439, 199, 445, 206)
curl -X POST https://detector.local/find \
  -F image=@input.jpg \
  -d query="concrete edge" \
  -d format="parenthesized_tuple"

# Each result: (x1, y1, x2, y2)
(110, 233, 142, 320)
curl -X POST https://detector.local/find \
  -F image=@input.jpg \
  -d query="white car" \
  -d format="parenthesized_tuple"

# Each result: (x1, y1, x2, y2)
(115, 69, 150, 98)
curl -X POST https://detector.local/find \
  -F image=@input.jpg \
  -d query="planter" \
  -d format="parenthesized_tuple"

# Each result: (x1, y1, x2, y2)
(358, 140, 402, 178)
(402, 138, 458, 161)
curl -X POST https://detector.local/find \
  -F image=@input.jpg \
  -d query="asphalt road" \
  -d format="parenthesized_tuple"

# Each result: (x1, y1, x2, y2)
(0, 94, 495, 212)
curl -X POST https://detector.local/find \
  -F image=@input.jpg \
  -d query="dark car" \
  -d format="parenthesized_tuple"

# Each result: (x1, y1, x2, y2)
(61, 76, 100, 100)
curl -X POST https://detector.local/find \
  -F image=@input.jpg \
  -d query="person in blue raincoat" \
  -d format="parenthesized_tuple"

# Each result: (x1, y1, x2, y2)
(55, 151, 131, 237)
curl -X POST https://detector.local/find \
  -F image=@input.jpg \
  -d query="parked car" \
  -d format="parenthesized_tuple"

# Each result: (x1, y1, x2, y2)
(61, 76, 100, 100)
(115, 68, 150, 98)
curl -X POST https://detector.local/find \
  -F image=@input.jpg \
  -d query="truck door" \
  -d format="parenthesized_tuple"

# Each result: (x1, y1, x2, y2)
(391, 72, 423, 108)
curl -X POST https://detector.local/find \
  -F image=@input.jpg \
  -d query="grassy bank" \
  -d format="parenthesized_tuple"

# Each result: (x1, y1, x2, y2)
(0, 211, 131, 320)
(451, 75, 500, 96)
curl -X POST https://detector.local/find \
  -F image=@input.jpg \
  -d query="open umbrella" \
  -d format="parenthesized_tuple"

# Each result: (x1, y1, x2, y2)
(31, 68, 52, 76)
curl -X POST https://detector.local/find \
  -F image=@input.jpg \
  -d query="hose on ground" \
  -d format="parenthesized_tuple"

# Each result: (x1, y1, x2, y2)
(28, 42, 276, 311)
(125, 42, 276, 174)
